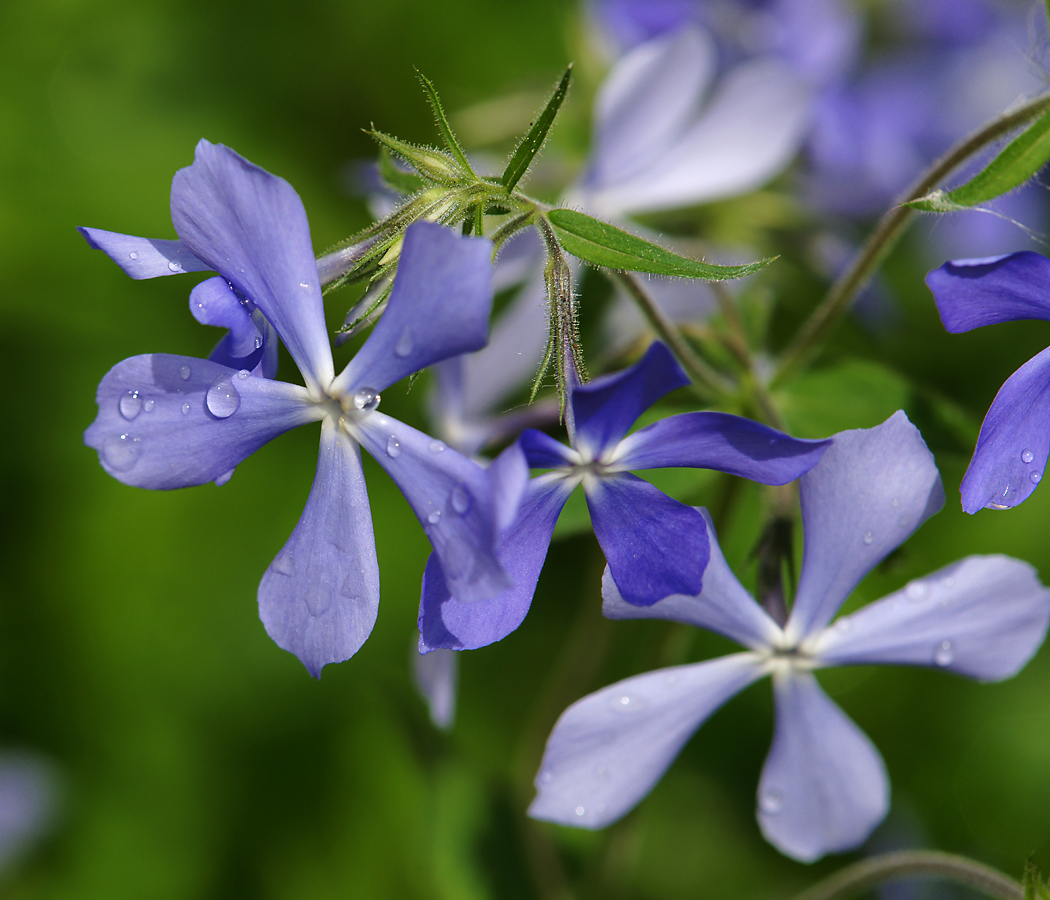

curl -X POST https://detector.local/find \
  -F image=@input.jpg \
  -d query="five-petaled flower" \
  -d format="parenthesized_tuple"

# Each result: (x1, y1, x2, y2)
(83, 141, 525, 677)
(418, 341, 829, 654)
(528, 411, 1050, 861)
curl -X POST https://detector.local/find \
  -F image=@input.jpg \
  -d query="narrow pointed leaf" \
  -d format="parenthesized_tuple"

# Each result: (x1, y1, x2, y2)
(502, 65, 572, 192)
(378, 148, 426, 195)
(416, 71, 475, 177)
(370, 130, 468, 185)
(547, 209, 775, 280)
(906, 109, 1050, 212)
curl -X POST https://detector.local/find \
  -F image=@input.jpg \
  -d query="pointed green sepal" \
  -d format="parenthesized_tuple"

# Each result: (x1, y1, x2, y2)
(416, 71, 475, 177)
(1024, 859, 1050, 900)
(546, 209, 776, 280)
(501, 65, 572, 193)
(378, 148, 426, 195)
(906, 108, 1050, 212)
(370, 130, 470, 186)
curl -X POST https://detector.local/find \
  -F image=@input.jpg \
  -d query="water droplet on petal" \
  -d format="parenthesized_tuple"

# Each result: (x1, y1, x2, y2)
(215, 468, 235, 486)
(574, 806, 585, 817)
(272, 553, 295, 577)
(143, 399, 155, 413)
(128, 251, 139, 260)
(891, 497, 900, 507)
(619, 696, 631, 706)
(353, 387, 380, 411)
(1022, 449, 1035, 464)
(862, 531, 873, 545)
(451, 485, 471, 515)
(299, 282, 310, 289)
(206, 377, 240, 418)
(428, 440, 446, 453)
(934, 640, 953, 666)
(394, 328, 414, 358)
(118, 390, 142, 420)
(905, 581, 927, 602)
(386, 436, 401, 458)
(101, 433, 140, 471)
(181, 402, 191, 416)
(759, 789, 783, 815)
(179, 365, 191, 380)
(167, 260, 183, 272)
(1032, 471, 1042, 485)
(427, 510, 441, 525)
(237, 369, 250, 380)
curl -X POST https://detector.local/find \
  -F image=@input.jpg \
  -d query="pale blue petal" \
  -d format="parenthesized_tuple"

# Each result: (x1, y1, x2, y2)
(189, 276, 270, 375)
(757, 671, 889, 862)
(258, 419, 380, 678)
(76, 227, 211, 279)
(811, 555, 1050, 681)
(528, 653, 766, 828)
(413, 647, 458, 729)
(83, 354, 319, 489)
(786, 412, 944, 642)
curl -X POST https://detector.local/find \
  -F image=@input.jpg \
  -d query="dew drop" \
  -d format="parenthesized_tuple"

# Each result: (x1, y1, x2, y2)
(118, 389, 142, 420)
(1032, 471, 1042, 485)
(215, 468, 235, 487)
(394, 327, 414, 358)
(299, 281, 310, 289)
(143, 398, 155, 413)
(128, 251, 139, 260)
(385, 436, 401, 458)
(100, 433, 140, 471)
(1022, 449, 1035, 464)
(574, 806, 586, 817)
(353, 387, 380, 411)
(934, 640, 953, 667)
(237, 369, 250, 380)
(451, 484, 471, 515)
(179, 365, 191, 380)
(862, 531, 873, 545)
(891, 497, 900, 507)
(272, 553, 296, 577)
(206, 377, 241, 418)
(253, 335, 262, 349)
(427, 510, 442, 525)
(180, 402, 191, 416)
(167, 259, 183, 272)
(905, 581, 927, 602)
(428, 440, 446, 453)
(619, 696, 631, 706)
(759, 789, 783, 815)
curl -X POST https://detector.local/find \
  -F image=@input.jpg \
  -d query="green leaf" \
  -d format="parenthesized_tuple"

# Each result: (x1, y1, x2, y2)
(546, 209, 775, 280)
(906, 108, 1050, 211)
(416, 70, 475, 177)
(501, 65, 572, 193)
(378, 148, 425, 195)
(370, 130, 469, 186)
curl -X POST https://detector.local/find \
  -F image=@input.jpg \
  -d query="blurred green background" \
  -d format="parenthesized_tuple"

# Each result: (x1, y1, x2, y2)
(2, 0, 1049, 897)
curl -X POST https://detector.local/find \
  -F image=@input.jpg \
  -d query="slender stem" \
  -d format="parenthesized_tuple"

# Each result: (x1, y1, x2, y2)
(773, 90, 1050, 389)
(612, 270, 735, 398)
(790, 851, 1024, 900)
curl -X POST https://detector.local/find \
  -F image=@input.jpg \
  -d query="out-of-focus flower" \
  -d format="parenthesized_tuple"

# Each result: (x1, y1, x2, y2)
(529, 412, 1050, 861)
(0, 754, 58, 877)
(83, 141, 525, 677)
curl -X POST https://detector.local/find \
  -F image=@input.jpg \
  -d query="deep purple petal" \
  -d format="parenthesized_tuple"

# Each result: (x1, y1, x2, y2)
(519, 429, 577, 469)
(587, 472, 709, 606)
(959, 345, 1050, 513)
(169, 140, 334, 393)
(418, 475, 572, 651)
(528, 653, 765, 829)
(925, 251, 1050, 332)
(757, 671, 889, 862)
(812, 555, 1050, 680)
(615, 411, 830, 482)
(352, 412, 508, 603)
(571, 342, 688, 457)
(412, 647, 458, 729)
(602, 509, 782, 649)
(786, 412, 944, 641)
(83, 354, 319, 489)
(76, 227, 211, 279)
(258, 420, 380, 678)
(189, 276, 270, 374)
(332, 222, 494, 396)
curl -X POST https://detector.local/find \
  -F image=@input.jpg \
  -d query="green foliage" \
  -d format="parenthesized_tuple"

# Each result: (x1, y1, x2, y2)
(370, 129, 471, 186)
(1024, 859, 1050, 900)
(546, 209, 776, 279)
(416, 70, 476, 177)
(906, 109, 1050, 211)
(501, 65, 572, 192)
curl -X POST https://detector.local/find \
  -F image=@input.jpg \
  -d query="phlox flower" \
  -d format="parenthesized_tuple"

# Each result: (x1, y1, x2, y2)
(528, 411, 1050, 861)
(418, 341, 829, 654)
(83, 141, 525, 677)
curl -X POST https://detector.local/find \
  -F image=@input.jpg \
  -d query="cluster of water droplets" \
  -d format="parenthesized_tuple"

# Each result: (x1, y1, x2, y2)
(1022, 447, 1042, 485)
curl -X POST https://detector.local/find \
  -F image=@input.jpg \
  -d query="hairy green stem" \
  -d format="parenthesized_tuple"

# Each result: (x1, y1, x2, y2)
(773, 90, 1050, 388)
(790, 851, 1024, 900)
(612, 270, 735, 398)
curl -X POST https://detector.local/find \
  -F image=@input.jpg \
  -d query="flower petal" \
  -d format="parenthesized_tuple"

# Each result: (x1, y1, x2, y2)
(189, 276, 275, 376)
(332, 222, 494, 396)
(587, 472, 709, 606)
(351, 413, 508, 603)
(83, 354, 319, 489)
(418, 474, 572, 651)
(412, 647, 458, 729)
(258, 419, 380, 678)
(925, 251, 1050, 333)
(572, 341, 688, 458)
(614, 411, 830, 482)
(76, 227, 211, 279)
(757, 670, 888, 862)
(786, 411, 944, 641)
(528, 653, 765, 829)
(958, 345, 1050, 513)
(811, 555, 1050, 680)
(169, 140, 334, 393)
(603, 509, 782, 649)
(519, 429, 578, 469)
(588, 26, 717, 189)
